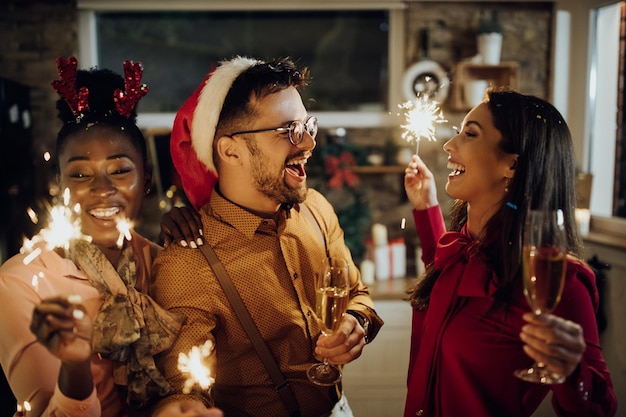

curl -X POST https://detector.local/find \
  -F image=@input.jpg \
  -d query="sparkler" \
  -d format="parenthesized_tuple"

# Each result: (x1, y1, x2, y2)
(177, 340, 215, 394)
(399, 95, 447, 156)
(20, 188, 91, 265)
(397, 95, 446, 231)
(16, 401, 31, 416)
(115, 217, 134, 249)
(30, 272, 44, 292)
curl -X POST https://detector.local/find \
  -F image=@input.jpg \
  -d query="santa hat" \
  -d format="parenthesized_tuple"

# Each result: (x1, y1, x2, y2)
(170, 56, 261, 210)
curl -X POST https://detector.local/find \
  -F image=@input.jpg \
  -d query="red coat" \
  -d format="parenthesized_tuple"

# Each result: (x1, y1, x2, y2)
(404, 206, 616, 417)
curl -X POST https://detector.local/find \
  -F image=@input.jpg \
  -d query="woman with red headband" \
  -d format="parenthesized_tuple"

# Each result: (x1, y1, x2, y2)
(0, 57, 220, 417)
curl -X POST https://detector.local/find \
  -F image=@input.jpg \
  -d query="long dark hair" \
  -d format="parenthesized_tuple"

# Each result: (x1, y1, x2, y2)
(409, 88, 582, 310)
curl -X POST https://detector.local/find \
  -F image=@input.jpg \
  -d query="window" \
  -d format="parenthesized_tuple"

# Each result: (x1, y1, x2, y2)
(588, 1, 623, 218)
(78, 2, 406, 128)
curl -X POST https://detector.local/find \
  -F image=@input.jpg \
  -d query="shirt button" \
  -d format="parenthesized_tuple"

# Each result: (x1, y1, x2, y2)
(417, 410, 423, 416)
(293, 272, 298, 279)
(307, 310, 312, 317)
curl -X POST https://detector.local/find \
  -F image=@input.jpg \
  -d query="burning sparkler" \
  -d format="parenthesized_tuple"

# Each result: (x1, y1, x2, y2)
(16, 401, 31, 416)
(399, 95, 447, 155)
(397, 95, 447, 231)
(115, 217, 134, 249)
(20, 188, 91, 265)
(177, 340, 215, 394)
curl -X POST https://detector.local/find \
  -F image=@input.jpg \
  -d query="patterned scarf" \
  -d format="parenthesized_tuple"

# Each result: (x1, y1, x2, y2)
(68, 239, 185, 409)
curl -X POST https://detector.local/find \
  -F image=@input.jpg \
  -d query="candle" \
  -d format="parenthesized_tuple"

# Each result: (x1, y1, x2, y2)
(415, 246, 426, 276)
(359, 259, 376, 285)
(575, 208, 591, 236)
(371, 223, 388, 247)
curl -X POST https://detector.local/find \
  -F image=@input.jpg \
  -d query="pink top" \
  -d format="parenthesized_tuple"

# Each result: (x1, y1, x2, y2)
(0, 233, 159, 417)
(404, 206, 617, 417)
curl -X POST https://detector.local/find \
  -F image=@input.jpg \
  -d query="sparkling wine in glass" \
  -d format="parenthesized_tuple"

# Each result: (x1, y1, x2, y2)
(514, 209, 567, 384)
(307, 256, 349, 386)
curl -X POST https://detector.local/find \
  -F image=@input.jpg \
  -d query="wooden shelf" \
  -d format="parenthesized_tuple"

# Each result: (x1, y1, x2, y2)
(368, 277, 417, 300)
(450, 61, 519, 110)
(351, 165, 406, 174)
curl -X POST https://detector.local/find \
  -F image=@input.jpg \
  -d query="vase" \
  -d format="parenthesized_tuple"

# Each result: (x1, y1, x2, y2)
(463, 80, 489, 107)
(477, 32, 503, 64)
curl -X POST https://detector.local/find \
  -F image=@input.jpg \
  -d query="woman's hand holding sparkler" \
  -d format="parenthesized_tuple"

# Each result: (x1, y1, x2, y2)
(30, 295, 92, 364)
(404, 154, 439, 210)
(30, 294, 95, 401)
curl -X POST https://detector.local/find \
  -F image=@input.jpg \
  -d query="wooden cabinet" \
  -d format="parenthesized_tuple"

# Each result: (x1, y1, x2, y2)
(450, 61, 519, 110)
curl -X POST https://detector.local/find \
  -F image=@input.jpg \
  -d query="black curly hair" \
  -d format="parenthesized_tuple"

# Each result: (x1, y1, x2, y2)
(54, 66, 148, 173)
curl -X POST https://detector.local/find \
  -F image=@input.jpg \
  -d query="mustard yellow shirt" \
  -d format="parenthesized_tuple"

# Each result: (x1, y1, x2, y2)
(152, 188, 383, 417)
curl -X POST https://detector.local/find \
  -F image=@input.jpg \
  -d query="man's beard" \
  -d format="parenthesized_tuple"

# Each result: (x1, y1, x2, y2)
(248, 141, 308, 205)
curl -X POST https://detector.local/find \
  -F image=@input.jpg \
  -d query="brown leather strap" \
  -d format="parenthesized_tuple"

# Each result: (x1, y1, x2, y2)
(198, 244, 302, 417)
(300, 203, 326, 252)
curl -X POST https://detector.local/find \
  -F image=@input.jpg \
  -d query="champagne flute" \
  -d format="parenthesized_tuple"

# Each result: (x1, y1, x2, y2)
(514, 209, 567, 384)
(307, 256, 350, 386)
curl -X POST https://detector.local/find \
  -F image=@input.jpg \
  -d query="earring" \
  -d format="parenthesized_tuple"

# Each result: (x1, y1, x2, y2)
(144, 187, 152, 195)
(504, 178, 510, 193)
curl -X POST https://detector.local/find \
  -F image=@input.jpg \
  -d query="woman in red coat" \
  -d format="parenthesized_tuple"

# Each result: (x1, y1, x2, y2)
(403, 88, 616, 417)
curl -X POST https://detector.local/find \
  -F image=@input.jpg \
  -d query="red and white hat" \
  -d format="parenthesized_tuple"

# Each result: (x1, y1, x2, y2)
(170, 56, 261, 210)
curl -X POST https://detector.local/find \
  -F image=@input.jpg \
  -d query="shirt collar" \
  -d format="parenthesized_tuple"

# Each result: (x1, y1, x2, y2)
(207, 188, 294, 239)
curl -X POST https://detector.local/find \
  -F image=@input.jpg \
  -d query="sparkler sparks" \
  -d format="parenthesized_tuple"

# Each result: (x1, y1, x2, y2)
(26, 207, 38, 225)
(177, 340, 215, 394)
(399, 95, 447, 155)
(115, 217, 134, 249)
(30, 272, 44, 291)
(20, 188, 91, 265)
(16, 401, 31, 416)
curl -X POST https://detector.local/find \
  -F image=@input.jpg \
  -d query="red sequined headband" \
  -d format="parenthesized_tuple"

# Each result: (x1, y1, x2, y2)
(115, 60, 149, 118)
(51, 56, 148, 121)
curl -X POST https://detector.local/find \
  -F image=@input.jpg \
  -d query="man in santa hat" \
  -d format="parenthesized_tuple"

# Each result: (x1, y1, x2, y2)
(150, 56, 383, 417)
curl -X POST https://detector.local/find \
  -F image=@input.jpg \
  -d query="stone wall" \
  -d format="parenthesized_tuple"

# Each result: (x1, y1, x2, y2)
(405, 2, 553, 99)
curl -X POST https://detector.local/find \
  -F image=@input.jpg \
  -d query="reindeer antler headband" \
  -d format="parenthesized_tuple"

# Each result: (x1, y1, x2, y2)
(114, 60, 149, 118)
(51, 56, 89, 120)
(51, 56, 148, 122)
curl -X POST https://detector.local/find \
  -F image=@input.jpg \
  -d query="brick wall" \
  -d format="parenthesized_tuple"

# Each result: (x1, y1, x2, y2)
(0, 3, 78, 409)
(0, 0, 78, 198)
